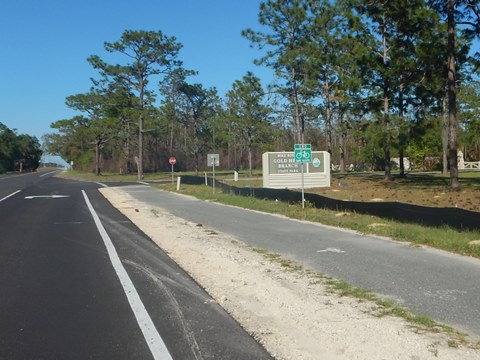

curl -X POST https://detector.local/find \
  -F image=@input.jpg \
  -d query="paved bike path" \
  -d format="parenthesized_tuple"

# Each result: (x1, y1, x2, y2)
(117, 185, 480, 338)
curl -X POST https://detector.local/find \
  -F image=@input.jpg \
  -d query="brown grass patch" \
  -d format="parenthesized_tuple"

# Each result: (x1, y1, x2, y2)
(312, 174, 480, 212)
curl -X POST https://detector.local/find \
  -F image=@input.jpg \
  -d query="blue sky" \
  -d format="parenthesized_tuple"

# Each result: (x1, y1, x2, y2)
(0, 0, 269, 144)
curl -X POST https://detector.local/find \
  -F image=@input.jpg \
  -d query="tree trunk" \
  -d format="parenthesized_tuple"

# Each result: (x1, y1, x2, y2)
(194, 150, 199, 176)
(398, 77, 405, 177)
(169, 121, 174, 156)
(227, 111, 232, 169)
(137, 80, 145, 180)
(324, 74, 332, 156)
(248, 143, 253, 177)
(382, 16, 392, 180)
(138, 114, 144, 179)
(124, 121, 132, 173)
(338, 109, 345, 172)
(234, 137, 238, 170)
(95, 136, 101, 176)
(442, 96, 449, 174)
(447, 0, 460, 190)
(291, 67, 303, 144)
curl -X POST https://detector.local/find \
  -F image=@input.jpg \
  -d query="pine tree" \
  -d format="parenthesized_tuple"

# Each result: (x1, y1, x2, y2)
(428, 0, 480, 189)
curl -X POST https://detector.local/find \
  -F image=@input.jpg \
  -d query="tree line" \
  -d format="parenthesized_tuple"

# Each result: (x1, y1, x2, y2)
(0, 122, 42, 173)
(44, 0, 480, 189)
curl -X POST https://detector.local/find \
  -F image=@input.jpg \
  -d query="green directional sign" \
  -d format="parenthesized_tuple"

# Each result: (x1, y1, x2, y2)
(294, 144, 312, 163)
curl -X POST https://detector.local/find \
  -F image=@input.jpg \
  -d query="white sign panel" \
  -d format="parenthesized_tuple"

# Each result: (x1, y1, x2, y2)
(262, 151, 331, 189)
(207, 154, 220, 167)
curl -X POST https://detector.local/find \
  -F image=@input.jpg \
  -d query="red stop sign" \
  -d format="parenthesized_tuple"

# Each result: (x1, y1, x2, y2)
(168, 157, 177, 165)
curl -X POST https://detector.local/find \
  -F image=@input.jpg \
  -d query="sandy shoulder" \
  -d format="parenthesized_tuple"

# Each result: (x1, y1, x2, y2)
(100, 187, 480, 360)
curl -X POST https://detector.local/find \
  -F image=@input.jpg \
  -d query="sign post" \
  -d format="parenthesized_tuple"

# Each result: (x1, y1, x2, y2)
(168, 157, 176, 184)
(207, 154, 220, 193)
(294, 144, 312, 208)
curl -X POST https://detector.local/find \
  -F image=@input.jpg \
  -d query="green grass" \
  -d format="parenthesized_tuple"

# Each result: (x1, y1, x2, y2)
(59, 169, 263, 185)
(155, 182, 480, 259)
(59, 169, 171, 182)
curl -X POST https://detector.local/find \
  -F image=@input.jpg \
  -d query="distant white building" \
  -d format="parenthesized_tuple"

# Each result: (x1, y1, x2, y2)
(458, 151, 480, 170)
(391, 157, 411, 171)
(458, 151, 465, 170)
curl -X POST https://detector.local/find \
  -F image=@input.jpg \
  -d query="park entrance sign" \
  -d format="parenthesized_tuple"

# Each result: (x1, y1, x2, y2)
(262, 151, 331, 189)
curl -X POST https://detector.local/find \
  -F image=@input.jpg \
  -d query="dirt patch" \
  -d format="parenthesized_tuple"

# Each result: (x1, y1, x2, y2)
(313, 175, 480, 212)
(367, 223, 388, 229)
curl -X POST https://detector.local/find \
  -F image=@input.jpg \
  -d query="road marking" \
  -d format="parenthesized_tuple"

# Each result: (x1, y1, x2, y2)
(82, 190, 172, 360)
(316, 248, 346, 254)
(95, 182, 108, 187)
(40, 170, 58, 177)
(137, 181, 149, 185)
(24, 195, 70, 199)
(53, 221, 83, 225)
(424, 289, 468, 301)
(0, 190, 21, 203)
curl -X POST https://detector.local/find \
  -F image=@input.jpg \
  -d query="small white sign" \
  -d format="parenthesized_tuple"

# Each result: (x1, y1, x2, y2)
(207, 154, 220, 167)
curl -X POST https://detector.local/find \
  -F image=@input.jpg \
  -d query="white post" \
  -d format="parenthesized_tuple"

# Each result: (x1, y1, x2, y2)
(212, 163, 216, 194)
(176, 176, 181, 191)
(458, 150, 465, 170)
(204, 172, 208, 185)
(234, 171, 239, 182)
(301, 163, 305, 209)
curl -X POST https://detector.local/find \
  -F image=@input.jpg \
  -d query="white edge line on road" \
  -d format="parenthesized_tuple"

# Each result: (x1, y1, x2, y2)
(95, 182, 108, 187)
(0, 190, 21, 203)
(137, 181, 149, 185)
(81, 190, 172, 360)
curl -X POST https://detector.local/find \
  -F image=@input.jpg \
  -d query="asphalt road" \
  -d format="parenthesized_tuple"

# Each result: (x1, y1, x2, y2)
(0, 171, 272, 360)
(119, 184, 480, 338)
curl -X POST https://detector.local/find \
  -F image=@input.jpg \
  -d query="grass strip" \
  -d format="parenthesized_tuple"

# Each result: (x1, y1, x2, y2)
(251, 246, 478, 349)
(156, 183, 480, 259)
